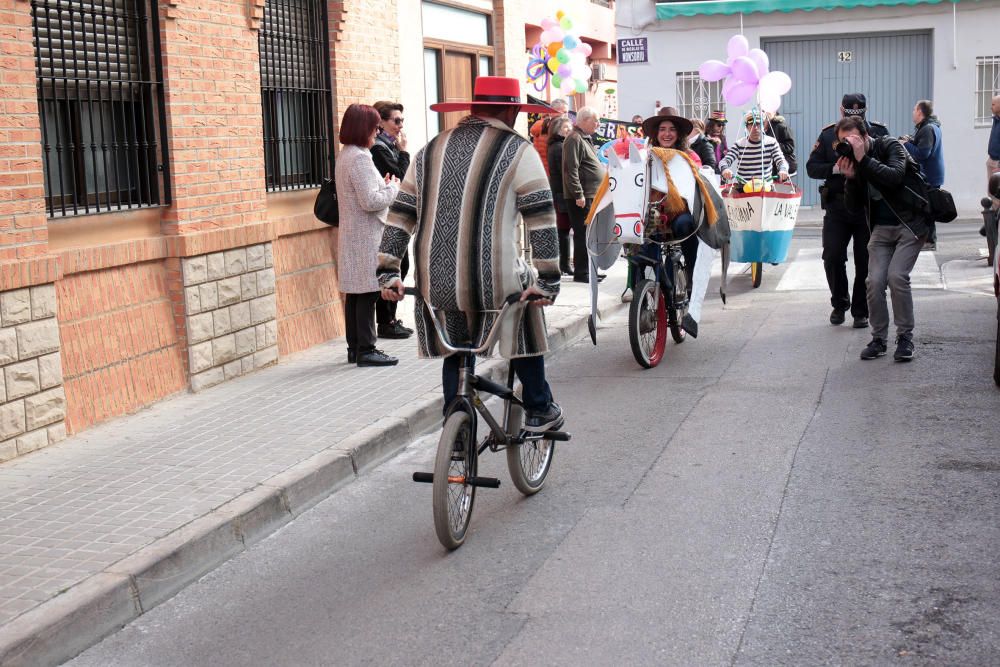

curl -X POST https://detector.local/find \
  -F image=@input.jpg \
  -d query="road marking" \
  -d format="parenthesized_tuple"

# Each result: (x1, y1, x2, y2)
(941, 259, 994, 296)
(776, 247, 826, 291)
(910, 251, 944, 289)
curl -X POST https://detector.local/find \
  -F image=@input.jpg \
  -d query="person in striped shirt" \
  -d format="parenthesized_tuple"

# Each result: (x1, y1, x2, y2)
(719, 109, 790, 185)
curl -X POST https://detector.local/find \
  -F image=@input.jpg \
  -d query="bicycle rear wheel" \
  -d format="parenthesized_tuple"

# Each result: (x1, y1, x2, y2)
(629, 279, 667, 368)
(669, 256, 688, 344)
(751, 261, 763, 288)
(432, 411, 476, 549)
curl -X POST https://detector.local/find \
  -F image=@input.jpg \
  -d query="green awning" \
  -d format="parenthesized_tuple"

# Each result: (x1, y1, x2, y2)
(656, 0, 970, 20)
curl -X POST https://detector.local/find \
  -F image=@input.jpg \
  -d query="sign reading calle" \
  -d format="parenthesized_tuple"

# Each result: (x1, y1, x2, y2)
(618, 38, 648, 64)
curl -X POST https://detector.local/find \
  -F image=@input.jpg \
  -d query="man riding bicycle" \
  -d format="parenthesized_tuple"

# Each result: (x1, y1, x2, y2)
(377, 76, 563, 433)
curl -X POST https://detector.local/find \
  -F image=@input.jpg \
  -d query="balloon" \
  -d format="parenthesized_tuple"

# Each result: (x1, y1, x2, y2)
(540, 30, 553, 44)
(730, 56, 760, 85)
(761, 70, 792, 95)
(547, 57, 559, 74)
(760, 89, 781, 113)
(541, 17, 556, 30)
(560, 17, 573, 30)
(547, 42, 562, 57)
(698, 59, 731, 82)
(748, 48, 769, 76)
(549, 27, 564, 41)
(578, 42, 592, 57)
(556, 48, 571, 64)
(556, 9, 565, 19)
(727, 34, 749, 60)
(552, 74, 563, 88)
(723, 78, 757, 106)
(557, 63, 572, 78)
(574, 79, 587, 94)
(560, 78, 575, 94)
(563, 35, 578, 50)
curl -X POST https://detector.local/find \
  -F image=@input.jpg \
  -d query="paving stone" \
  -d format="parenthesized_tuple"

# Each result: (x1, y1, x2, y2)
(187, 313, 214, 345)
(189, 341, 213, 374)
(0, 327, 17, 365)
(240, 273, 257, 301)
(256, 268, 276, 295)
(4, 359, 39, 400)
(1, 288, 31, 326)
(250, 295, 276, 325)
(24, 388, 66, 430)
(184, 286, 201, 315)
(16, 429, 48, 456)
(213, 308, 232, 338)
(246, 244, 266, 271)
(0, 399, 26, 440)
(229, 302, 251, 331)
(212, 334, 237, 365)
(190, 367, 224, 392)
(218, 277, 241, 307)
(206, 252, 226, 281)
(29, 284, 57, 320)
(38, 353, 63, 390)
(182, 256, 208, 286)
(198, 283, 218, 312)
(16, 319, 61, 359)
(224, 248, 248, 276)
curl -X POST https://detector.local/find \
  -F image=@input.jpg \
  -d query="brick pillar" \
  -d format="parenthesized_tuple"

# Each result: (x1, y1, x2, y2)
(0, 0, 66, 461)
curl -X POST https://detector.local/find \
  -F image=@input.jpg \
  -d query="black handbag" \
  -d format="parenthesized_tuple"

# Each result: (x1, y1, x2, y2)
(313, 178, 339, 226)
(928, 186, 957, 223)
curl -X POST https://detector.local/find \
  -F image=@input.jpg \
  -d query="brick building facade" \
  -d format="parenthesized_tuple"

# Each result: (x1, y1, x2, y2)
(0, 0, 613, 462)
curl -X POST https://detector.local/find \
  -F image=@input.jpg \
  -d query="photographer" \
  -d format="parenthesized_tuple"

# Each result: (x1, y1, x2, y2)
(837, 116, 927, 362)
(806, 93, 889, 329)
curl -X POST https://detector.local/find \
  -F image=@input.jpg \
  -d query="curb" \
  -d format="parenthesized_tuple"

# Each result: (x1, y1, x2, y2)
(0, 298, 625, 667)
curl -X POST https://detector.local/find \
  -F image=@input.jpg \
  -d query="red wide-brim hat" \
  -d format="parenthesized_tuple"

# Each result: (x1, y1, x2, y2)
(430, 76, 559, 114)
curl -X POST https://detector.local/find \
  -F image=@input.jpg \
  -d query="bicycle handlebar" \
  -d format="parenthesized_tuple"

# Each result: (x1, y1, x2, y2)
(401, 286, 543, 355)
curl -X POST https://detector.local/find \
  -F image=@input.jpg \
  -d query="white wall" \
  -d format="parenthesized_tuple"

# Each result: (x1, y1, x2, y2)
(615, 0, 1000, 213)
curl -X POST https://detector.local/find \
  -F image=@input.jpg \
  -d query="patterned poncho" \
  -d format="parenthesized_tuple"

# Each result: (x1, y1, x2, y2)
(377, 116, 561, 359)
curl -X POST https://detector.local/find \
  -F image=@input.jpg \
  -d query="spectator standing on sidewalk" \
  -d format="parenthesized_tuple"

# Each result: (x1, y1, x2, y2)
(371, 101, 413, 340)
(806, 93, 890, 329)
(562, 107, 604, 283)
(837, 116, 928, 362)
(378, 76, 565, 432)
(336, 104, 400, 367)
(902, 99, 944, 250)
(705, 110, 729, 167)
(546, 116, 574, 276)
(988, 95, 1000, 209)
(530, 98, 568, 176)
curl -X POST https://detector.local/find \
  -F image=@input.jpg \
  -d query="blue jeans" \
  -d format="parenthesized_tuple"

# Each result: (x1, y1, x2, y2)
(442, 355, 553, 414)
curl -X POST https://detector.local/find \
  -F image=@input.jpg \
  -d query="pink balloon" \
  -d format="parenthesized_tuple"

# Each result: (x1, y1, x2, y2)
(723, 78, 757, 106)
(761, 71, 792, 95)
(540, 30, 553, 44)
(549, 27, 564, 41)
(730, 56, 760, 85)
(698, 59, 731, 82)
(748, 48, 769, 77)
(578, 42, 592, 57)
(727, 34, 750, 60)
(560, 78, 575, 94)
(541, 17, 556, 30)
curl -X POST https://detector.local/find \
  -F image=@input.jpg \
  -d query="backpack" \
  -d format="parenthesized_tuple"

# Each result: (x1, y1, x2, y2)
(313, 178, 339, 226)
(897, 145, 956, 223)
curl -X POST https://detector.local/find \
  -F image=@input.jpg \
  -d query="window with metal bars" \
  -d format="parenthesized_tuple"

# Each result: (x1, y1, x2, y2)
(975, 56, 999, 127)
(675, 71, 723, 124)
(259, 0, 333, 191)
(31, 0, 169, 217)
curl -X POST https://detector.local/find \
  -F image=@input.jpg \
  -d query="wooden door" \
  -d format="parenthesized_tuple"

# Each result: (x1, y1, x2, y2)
(442, 51, 475, 131)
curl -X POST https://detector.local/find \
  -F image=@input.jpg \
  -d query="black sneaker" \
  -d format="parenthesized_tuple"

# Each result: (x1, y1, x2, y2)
(347, 349, 356, 364)
(377, 321, 412, 339)
(830, 308, 847, 325)
(852, 316, 869, 329)
(357, 349, 399, 366)
(860, 337, 887, 360)
(893, 336, 914, 362)
(524, 402, 563, 433)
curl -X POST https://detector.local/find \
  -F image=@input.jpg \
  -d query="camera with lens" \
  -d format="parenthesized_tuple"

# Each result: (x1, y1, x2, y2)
(834, 141, 855, 160)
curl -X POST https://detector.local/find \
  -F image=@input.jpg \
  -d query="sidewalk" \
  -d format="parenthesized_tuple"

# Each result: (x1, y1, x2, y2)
(0, 266, 628, 667)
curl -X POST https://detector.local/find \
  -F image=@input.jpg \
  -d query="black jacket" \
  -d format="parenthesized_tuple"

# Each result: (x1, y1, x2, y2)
(765, 116, 797, 174)
(806, 119, 889, 205)
(371, 132, 410, 180)
(690, 134, 718, 173)
(546, 136, 568, 212)
(844, 135, 929, 238)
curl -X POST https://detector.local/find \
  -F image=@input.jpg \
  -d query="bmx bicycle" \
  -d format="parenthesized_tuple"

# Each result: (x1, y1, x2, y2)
(407, 288, 571, 550)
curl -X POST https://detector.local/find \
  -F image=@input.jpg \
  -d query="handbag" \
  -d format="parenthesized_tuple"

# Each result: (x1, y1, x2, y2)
(313, 178, 339, 226)
(928, 186, 957, 223)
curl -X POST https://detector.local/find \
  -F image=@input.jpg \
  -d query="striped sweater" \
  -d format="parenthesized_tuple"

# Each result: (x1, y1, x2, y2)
(718, 135, 789, 181)
(377, 115, 560, 359)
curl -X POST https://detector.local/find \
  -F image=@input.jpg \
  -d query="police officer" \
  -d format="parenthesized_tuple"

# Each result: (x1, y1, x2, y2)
(806, 93, 889, 328)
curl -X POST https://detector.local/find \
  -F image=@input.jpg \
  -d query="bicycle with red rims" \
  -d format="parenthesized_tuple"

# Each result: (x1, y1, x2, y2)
(407, 288, 571, 550)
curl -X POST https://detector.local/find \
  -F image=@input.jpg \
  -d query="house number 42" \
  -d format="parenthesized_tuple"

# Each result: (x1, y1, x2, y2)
(838, 51, 853, 63)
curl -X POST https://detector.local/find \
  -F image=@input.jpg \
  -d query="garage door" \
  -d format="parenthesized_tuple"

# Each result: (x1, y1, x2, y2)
(762, 32, 932, 207)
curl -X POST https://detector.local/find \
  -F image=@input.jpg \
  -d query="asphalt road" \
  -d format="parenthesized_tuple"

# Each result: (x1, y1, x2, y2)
(69, 223, 1000, 666)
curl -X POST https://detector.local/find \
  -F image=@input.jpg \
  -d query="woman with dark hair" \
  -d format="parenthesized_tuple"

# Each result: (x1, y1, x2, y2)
(705, 111, 729, 167)
(546, 116, 574, 276)
(371, 100, 413, 339)
(689, 118, 718, 173)
(335, 103, 400, 366)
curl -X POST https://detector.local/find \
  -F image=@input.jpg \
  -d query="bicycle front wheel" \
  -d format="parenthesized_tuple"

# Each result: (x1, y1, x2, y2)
(669, 257, 688, 344)
(751, 261, 763, 288)
(432, 411, 477, 550)
(629, 279, 667, 368)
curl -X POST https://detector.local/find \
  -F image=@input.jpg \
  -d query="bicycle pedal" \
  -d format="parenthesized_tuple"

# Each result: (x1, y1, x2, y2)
(546, 431, 571, 441)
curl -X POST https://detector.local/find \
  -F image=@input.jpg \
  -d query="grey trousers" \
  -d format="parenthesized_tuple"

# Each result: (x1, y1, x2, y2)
(866, 224, 925, 340)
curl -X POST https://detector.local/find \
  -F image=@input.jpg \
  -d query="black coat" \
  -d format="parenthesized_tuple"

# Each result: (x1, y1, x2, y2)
(844, 135, 929, 238)
(371, 133, 410, 180)
(690, 134, 718, 173)
(807, 119, 890, 204)
(765, 116, 797, 174)
(546, 136, 568, 212)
